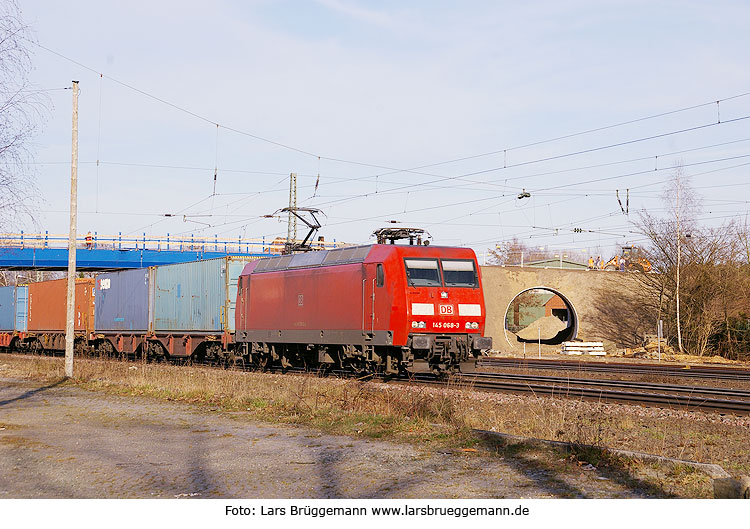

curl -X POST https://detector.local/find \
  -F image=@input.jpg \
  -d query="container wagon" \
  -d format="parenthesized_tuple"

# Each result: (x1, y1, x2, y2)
(21, 278, 95, 353)
(92, 268, 150, 356)
(92, 257, 259, 361)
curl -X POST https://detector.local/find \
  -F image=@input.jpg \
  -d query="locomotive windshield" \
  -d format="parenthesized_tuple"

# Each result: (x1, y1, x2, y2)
(441, 259, 477, 287)
(405, 259, 441, 287)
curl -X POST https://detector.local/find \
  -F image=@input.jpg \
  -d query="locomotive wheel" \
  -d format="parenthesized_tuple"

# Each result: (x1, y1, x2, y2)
(345, 357, 369, 376)
(252, 353, 269, 371)
(229, 354, 245, 370)
(280, 355, 292, 373)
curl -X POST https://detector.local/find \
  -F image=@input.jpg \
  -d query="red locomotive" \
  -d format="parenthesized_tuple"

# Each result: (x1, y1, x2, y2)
(235, 230, 492, 373)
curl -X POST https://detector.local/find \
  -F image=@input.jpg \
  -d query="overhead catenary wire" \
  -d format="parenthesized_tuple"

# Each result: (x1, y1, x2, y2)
(16, 135, 750, 200)
(28, 38, 750, 183)
(29, 38, 750, 253)
(309, 115, 750, 211)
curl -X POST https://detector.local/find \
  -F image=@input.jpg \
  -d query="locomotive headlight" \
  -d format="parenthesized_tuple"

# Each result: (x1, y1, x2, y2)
(419, 321, 426, 329)
(465, 322, 479, 330)
(412, 321, 427, 329)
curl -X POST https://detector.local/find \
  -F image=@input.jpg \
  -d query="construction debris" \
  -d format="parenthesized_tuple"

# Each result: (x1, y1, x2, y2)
(516, 316, 567, 341)
(623, 340, 676, 359)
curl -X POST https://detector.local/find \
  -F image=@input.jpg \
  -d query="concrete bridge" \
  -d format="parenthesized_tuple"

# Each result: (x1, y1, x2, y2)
(480, 265, 643, 353)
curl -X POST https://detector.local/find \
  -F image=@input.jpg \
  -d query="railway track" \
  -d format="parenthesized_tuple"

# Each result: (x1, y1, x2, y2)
(404, 371, 750, 415)
(477, 356, 750, 381)
(462, 371, 750, 399)
(168, 358, 750, 414)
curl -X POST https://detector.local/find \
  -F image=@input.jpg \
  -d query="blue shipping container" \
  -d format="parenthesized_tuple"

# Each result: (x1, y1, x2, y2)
(0, 285, 28, 332)
(95, 269, 150, 332)
(0, 286, 14, 331)
(149, 257, 258, 333)
(15, 286, 28, 332)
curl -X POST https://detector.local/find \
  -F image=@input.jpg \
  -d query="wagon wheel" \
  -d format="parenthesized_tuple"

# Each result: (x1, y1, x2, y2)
(29, 339, 42, 356)
(98, 340, 115, 358)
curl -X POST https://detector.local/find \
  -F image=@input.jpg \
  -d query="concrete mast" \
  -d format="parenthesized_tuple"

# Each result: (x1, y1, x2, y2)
(64, 80, 79, 378)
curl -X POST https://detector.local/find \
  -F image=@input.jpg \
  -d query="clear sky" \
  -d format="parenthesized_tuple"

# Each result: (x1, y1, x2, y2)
(15, 0, 750, 260)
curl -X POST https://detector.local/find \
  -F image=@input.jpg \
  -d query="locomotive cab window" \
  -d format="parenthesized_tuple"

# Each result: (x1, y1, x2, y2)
(404, 259, 441, 287)
(441, 259, 477, 288)
(376, 264, 384, 287)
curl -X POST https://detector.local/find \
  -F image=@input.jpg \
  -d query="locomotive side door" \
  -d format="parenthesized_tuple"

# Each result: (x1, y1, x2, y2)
(236, 276, 246, 332)
(364, 262, 387, 334)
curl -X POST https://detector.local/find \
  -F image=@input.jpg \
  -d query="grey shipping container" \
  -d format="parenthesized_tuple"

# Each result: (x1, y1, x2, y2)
(0, 285, 27, 332)
(95, 269, 150, 332)
(149, 257, 259, 333)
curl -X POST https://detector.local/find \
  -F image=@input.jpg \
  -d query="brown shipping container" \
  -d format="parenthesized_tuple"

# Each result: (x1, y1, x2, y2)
(27, 278, 96, 333)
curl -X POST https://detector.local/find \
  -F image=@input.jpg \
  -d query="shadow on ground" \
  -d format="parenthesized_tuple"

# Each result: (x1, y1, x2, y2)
(0, 379, 65, 408)
(474, 435, 673, 498)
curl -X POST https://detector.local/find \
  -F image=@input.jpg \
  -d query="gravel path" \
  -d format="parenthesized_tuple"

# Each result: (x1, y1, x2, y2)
(0, 377, 657, 499)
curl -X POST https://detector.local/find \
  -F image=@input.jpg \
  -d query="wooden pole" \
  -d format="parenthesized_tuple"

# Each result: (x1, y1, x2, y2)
(64, 80, 79, 379)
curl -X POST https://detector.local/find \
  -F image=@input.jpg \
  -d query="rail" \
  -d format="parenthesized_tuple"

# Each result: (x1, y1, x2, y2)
(0, 232, 345, 255)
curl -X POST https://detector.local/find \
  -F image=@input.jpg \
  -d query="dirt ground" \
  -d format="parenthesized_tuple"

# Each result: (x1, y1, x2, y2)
(0, 376, 663, 499)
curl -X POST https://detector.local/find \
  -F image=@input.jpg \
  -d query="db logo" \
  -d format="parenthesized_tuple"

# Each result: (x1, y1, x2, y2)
(439, 305, 454, 315)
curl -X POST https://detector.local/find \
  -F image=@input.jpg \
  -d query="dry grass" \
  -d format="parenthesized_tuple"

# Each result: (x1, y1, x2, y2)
(0, 355, 473, 444)
(2, 353, 748, 497)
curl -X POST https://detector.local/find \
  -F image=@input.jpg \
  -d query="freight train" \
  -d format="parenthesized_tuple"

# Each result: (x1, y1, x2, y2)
(0, 241, 492, 373)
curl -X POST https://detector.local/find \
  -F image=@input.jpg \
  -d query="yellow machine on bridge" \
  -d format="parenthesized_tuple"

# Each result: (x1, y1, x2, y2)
(600, 246, 652, 272)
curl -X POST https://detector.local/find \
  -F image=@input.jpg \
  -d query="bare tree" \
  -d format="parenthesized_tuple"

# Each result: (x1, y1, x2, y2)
(488, 237, 554, 265)
(635, 169, 750, 358)
(0, 0, 45, 232)
(666, 164, 702, 353)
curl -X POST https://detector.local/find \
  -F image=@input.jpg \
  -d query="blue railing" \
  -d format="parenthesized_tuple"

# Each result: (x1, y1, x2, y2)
(0, 231, 341, 255)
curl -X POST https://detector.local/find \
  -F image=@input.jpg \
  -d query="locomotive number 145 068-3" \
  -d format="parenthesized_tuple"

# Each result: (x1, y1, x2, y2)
(432, 321, 460, 329)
